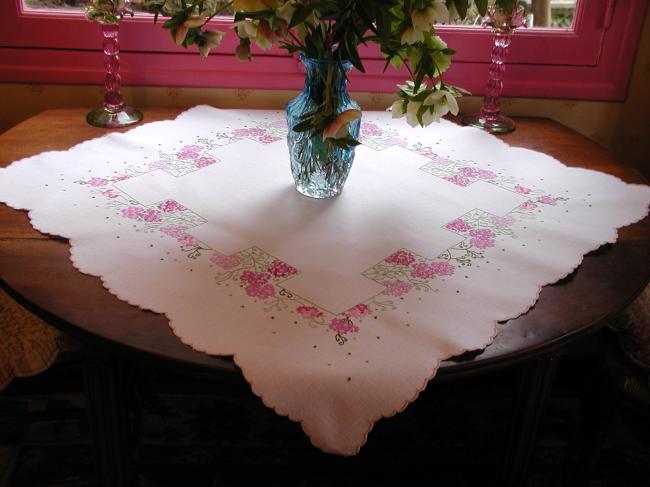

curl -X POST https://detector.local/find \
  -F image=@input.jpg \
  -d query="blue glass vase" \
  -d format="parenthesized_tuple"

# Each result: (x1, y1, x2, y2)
(286, 56, 361, 199)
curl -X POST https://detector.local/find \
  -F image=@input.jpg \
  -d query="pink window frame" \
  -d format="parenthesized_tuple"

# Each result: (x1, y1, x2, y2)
(0, 0, 646, 101)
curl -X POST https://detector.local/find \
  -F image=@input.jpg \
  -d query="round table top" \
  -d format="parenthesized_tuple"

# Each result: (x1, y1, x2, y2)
(1, 108, 648, 379)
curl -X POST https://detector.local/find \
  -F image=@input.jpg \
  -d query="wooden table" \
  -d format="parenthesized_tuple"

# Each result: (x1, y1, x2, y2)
(1, 109, 649, 485)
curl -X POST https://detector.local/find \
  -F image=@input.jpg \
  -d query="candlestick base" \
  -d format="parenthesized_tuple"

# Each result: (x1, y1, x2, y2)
(86, 106, 142, 129)
(461, 113, 516, 135)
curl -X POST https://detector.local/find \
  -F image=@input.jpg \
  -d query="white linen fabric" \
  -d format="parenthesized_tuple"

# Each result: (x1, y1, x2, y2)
(1, 106, 648, 455)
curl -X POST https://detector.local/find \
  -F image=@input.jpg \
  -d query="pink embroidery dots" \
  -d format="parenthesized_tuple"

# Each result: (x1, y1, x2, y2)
(159, 225, 188, 239)
(178, 234, 199, 247)
(176, 144, 203, 160)
(142, 209, 162, 223)
(210, 251, 240, 270)
(329, 317, 359, 335)
(233, 127, 267, 137)
(346, 303, 372, 318)
(382, 279, 413, 297)
(515, 184, 532, 195)
(158, 199, 186, 213)
(88, 177, 108, 187)
(538, 195, 557, 206)
(445, 218, 472, 233)
(148, 160, 169, 170)
(519, 200, 538, 211)
(445, 175, 471, 187)
(477, 169, 497, 180)
(469, 228, 495, 249)
(360, 122, 382, 137)
(385, 250, 416, 266)
(459, 167, 479, 178)
(111, 174, 130, 182)
(296, 306, 323, 320)
(196, 157, 216, 168)
(259, 135, 282, 144)
(490, 215, 515, 228)
(102, 189, 120, 199)
(267, 260, 298, 278)
(240, 271, 275, 300)
(121, 206, 145, 219)
(411, 261, 455, 279)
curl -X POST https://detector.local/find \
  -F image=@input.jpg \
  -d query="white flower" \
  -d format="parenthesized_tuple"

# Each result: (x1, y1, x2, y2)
(401, 26, 424, 45)
(199, 30, 225, 58)
(233, 19, 257, 39)
(424, 89, 459, 118)
(275, 2, 296, 24)
(411, 1, 449, 31)
(406, 101, 423, 127)
(390, 100, 406, 118)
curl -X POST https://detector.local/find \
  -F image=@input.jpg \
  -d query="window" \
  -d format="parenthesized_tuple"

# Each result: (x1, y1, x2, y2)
(0, 0, 646, 101)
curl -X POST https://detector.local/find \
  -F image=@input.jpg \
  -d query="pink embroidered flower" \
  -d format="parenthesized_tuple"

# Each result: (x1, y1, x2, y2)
(387, 137, 408, 148)
(538, 195, 557, 206)
(445, 175, 471, 187)
(111, 174, 130, 182)
(429, 154, 455, 165)
(411, 261, 455, 279)
(148, 160, 169, 170)
(469, 228, 495, 249)
(247, 128, 267, 136)
(445, 218, 471, 233)
(477, 169, 497, 180)
(296, 306, 323, 320)
(159, 225, 188, 239)
(177, 151, 199, 160)
(429, 261, 455, 276)
(102, 189, 120, 199)
(158, 199, 186, 213)
(360, 122, 382, 137)
(178, 234, 200, 247)
(329, 317, 359, 335)
(182, 144, 203, 152)
(385, 250, 416, 266)
(519, 200, 538, 211)
(240, 271, 271, 287)
(245, 283, 275, 300)
(267, 260, 298, 278)
(210, 251, 240, 270)
(88, 177, 108, 187)
(232, 128, 251, 137)
(490, 215, 515, 228)
(459, 167, 479, 178)
(121, 206, 145, 219)
(383, 279, 413, 297)
(346, 303, 372, 318)
(259, 135, 282, 144)
(142, 209, 162, 223)
(515, 184, 531, 195)
(196, 157, 216, 168)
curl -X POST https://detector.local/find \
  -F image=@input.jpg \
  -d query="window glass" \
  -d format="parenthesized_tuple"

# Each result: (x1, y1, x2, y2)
(23, 0, 576, 29)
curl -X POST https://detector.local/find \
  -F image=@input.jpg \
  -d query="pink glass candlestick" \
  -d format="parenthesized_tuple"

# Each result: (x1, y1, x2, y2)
(461, 5, 525, 134)
(87, 22, 142, 128)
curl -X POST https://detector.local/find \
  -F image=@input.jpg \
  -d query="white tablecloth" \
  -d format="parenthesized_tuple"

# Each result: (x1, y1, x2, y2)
(1, 106, 648, 455)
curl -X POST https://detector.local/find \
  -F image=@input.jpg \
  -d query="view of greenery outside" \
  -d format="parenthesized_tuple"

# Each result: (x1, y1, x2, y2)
(23, 0, 575, 28)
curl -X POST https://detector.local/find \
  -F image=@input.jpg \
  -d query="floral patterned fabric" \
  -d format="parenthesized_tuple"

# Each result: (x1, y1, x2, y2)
(0, 106, 648, 455)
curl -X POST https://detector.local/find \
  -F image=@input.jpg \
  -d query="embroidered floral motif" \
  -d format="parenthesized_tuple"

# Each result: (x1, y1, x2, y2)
(297, 306, 323, 320)
(382, 279, 413, 297)
(268, 260, 298, 278)
(385, 250, 416, 266)
(77, 114, 571, 346)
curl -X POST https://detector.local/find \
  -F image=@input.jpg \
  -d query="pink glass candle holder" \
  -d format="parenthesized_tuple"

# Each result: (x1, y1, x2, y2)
(461, 4, 526, 135)
(87, 22, 142, 128)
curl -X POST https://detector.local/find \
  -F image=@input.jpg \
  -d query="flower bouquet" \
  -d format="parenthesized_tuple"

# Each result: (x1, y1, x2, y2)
(140, 0, 521, 196)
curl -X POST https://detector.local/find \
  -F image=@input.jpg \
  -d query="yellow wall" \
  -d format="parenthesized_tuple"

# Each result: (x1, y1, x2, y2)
(1, 8, 648, 175)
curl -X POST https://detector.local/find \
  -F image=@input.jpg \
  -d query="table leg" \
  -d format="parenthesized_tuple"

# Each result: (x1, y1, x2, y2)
(83, 356, 136, 487)
(502, 352, 559, 486)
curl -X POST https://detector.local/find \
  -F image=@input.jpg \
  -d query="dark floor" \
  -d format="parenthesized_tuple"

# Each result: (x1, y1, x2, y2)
(1, 331, 650, 487)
